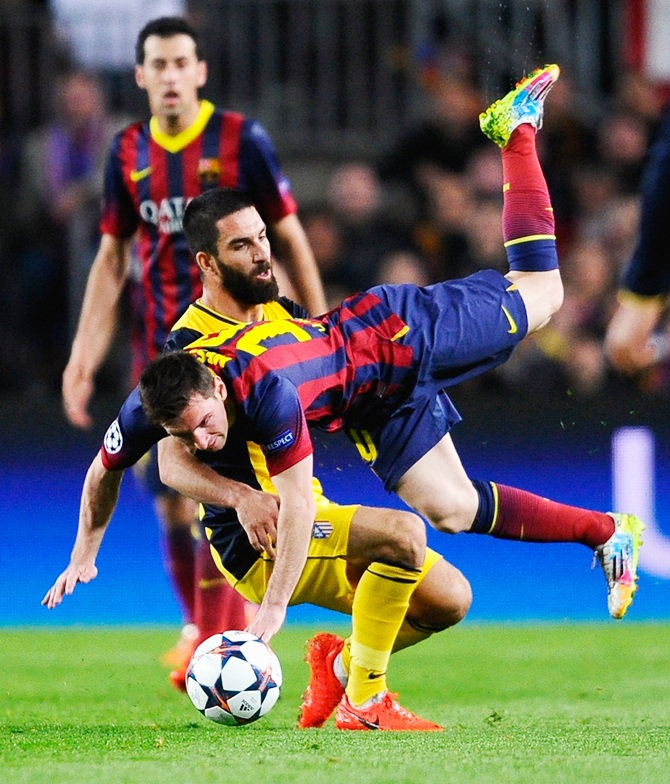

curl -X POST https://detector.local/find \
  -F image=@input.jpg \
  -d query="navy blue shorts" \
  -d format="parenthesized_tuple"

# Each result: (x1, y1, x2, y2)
(350, 270, 528, 490)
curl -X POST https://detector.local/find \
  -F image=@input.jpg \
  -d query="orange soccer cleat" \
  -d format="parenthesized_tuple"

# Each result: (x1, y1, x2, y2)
(297, 633, 345, 728)
(160, 623, 199, 669)
(335, 692, 443, 731)
(168, 667, 188, 693)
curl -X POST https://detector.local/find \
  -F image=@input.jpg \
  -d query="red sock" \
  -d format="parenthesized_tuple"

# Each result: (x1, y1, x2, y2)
(492, 483, 615, 549)
(194, 536, 248, 641)
(161, 526, 196, 624)
(501, 124, 555, 242)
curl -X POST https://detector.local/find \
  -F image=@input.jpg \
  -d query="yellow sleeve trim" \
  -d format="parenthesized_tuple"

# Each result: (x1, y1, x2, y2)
(617, 290, 667, 307)
(504, 234, 556, 247)
(486, 482, 499, 535)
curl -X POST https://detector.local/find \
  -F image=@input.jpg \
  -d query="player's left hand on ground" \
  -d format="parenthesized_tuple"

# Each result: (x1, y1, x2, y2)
(41, 563, 98, 609)
(245, 603, 286, 644)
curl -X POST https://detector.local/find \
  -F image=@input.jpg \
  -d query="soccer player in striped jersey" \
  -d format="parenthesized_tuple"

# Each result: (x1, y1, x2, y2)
(137, 65, 644, 729)
(45, 187, 470, 731)
(60, 17, 326, 668)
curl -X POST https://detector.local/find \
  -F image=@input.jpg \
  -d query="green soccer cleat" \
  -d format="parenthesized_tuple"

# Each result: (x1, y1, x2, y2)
(594, 513, 645, 619)
(479, 64, 560, 148)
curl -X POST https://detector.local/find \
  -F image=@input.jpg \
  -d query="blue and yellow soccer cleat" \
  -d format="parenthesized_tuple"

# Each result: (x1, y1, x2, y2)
(479, 64, 560, 148)
(594, 513, 645, 619)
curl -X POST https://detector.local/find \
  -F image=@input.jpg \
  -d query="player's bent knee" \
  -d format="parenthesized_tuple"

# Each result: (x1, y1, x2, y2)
(379, 511, 427, 569)
(429, 515, 469, 535)
(447, 570, 473, 625)
(426, 503, 476, 534)
(431, 567, 472, 628)
(408, 560, 472, 631)
(415, 484, 479, 535)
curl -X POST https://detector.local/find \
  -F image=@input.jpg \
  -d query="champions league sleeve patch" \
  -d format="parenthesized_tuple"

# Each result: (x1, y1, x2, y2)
(103, 419, 124, 454)
(264, 429, 295, 454)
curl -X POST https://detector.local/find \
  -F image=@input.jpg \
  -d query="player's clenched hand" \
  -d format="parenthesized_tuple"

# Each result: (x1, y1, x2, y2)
(41, 563, 98, 609)
(237, 489, 280, 559)
(62, 363, 95, 430)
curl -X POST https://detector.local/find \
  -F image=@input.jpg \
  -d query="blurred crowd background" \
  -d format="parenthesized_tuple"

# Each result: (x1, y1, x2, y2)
(0, 0, 668, 410)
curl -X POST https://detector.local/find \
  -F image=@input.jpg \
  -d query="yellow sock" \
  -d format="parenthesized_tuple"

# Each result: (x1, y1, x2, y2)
(347, 561, 421, 707)
(343, 614, 434, 666)
(341, 638, 351, 674)
(392, 619, 433, 652)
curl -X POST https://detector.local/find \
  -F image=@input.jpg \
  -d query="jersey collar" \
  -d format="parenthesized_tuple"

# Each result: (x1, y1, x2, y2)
(193, 299, 283, 326)
(149, 100, 215, 153)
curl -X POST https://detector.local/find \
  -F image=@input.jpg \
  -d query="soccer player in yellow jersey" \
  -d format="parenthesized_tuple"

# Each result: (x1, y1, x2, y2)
(44, 188, 471, 732)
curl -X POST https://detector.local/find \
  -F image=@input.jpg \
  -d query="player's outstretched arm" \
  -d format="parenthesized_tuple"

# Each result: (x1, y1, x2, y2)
(42, 453, 123, 608)
(157, 437, 280, 558)
(62, 234, 132, 429)
(246, 455, 316, 643)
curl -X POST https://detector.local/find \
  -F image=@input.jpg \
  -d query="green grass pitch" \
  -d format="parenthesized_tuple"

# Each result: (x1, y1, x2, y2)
(2, 624, 669, 784)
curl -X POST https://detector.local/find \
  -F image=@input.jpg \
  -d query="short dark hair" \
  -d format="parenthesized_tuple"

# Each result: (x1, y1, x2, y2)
(183, 188, 256, 257)
(135, 17, 203, 65)
(139, 351, 214, 426)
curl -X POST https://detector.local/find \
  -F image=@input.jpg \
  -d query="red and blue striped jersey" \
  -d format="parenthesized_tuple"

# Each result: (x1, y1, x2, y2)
(100, 99, 297, 363)
(184, 290, 415, 476)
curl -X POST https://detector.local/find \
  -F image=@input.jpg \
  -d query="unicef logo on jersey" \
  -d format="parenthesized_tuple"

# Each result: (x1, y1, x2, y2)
(139, 197, 191, 234)
(104, 419, 124, 454)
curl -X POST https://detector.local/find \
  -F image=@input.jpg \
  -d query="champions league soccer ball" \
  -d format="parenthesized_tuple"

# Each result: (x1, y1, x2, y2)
(185, 630, 282, 726)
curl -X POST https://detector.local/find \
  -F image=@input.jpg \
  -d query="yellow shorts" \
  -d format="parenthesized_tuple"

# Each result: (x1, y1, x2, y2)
(209, 503, 441, 616)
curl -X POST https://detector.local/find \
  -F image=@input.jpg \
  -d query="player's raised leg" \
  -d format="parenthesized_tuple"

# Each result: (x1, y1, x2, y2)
(479, 64, 564, 333)
(370, 65, 563, 381)
(594, 513, 645, 619)
(395, 430, 644, 620)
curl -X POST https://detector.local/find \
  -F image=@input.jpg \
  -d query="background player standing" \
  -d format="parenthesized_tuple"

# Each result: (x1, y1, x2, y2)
(606, 100, 670, 374)
(61, 16, 327, 671)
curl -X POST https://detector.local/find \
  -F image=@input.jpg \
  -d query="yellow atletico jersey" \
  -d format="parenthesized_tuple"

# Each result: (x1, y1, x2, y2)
(168, 297, 332, 578)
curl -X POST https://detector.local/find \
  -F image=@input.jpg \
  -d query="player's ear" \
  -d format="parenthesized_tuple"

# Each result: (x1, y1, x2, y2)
(135, 65, 146, 90)
(213, 374, 227, 401)
(196, 60, 207, 89)
(195, 250, 215, 276)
